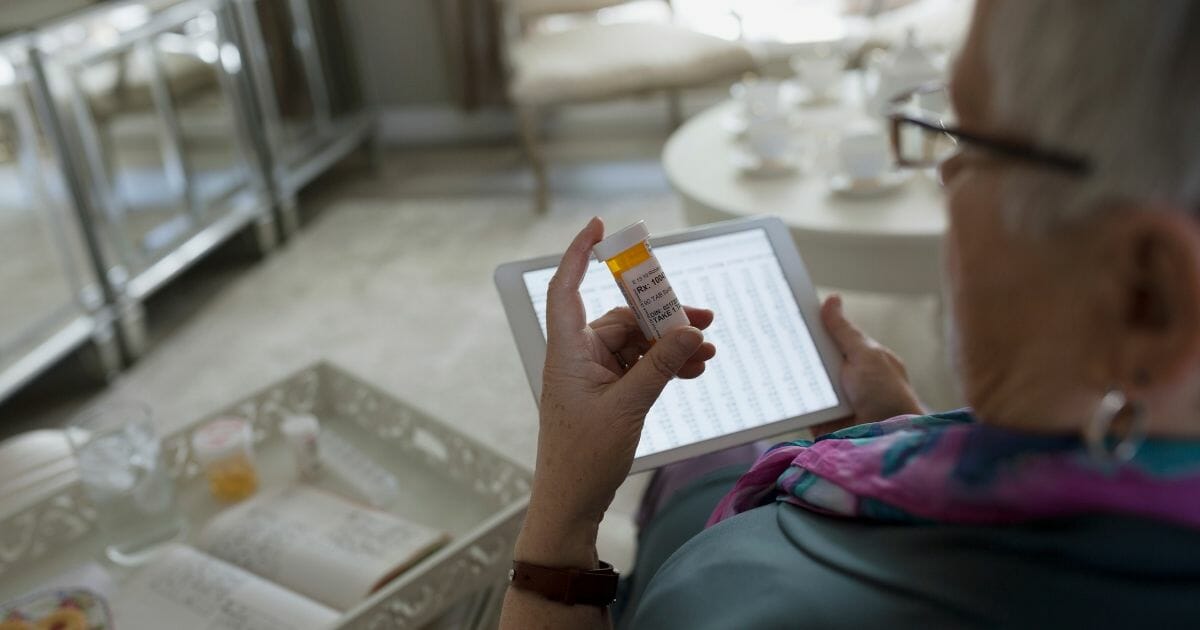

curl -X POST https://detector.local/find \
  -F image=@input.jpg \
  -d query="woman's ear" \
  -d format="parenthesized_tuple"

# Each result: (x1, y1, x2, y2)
(1107, 208, 1200, 393)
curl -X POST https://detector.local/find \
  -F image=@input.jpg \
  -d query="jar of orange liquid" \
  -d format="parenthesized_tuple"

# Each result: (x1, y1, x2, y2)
(191, 418, 259, 502)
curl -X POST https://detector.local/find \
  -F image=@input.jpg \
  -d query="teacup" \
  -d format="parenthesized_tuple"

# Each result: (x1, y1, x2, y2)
(746, 115, 792, 161)
(732, 78, 784, 119)
(838, 128, 891, 180)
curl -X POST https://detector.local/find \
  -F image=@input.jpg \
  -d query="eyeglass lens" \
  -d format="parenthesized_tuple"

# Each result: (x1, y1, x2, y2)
(894, 87, 958, 167)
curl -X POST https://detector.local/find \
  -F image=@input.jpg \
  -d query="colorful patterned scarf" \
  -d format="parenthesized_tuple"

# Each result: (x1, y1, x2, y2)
(708, 410, 1200, 529)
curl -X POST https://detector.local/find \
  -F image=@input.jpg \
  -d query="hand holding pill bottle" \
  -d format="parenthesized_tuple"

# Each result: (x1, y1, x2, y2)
(593, 220, 690, 340)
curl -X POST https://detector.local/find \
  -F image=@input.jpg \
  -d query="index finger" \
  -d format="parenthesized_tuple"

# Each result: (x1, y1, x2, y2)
(546, 217, 604, 342)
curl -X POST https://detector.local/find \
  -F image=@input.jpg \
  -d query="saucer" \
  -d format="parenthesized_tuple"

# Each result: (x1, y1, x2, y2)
(722, 113, 750, 136)
(723, 111, 800, 137)
(733, 151, 800, 177)
(828, 170, 912, 197)
(781, 79, 840, 107)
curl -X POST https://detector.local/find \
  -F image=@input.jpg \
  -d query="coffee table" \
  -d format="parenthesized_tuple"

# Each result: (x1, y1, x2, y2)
(662, 89, 946, 295)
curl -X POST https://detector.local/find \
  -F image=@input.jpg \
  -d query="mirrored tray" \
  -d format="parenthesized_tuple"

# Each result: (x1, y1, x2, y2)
(0, 361, 533, 629)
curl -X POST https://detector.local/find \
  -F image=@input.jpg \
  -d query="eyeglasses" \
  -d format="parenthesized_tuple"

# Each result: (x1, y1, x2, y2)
(886, 83, 1092, 177)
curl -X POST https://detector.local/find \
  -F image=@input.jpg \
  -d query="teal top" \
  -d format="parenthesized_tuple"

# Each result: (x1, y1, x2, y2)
(629, 502, 1200, 628)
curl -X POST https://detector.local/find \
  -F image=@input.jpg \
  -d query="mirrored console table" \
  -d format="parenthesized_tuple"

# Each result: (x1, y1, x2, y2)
(0, 34, 121, 403)
(230, 0, 375, 235)
(31, 0, 277, 359)
(0, 0, 373, 404)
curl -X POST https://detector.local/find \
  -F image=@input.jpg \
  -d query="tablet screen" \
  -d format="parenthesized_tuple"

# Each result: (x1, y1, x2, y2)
(522, 228, 839, 458)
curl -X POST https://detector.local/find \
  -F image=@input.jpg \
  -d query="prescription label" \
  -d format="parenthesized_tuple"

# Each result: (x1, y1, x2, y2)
(617, 256, 690, 339)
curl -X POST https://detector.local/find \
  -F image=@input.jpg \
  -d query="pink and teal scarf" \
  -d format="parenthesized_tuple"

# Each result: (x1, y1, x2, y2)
(708, 410, 1200, 529)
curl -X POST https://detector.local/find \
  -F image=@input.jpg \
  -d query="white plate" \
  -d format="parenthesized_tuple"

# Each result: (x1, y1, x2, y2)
(722, 113, 804, 138)
(829, 170, 913, 197)
(722, 113, 750, 136)
(781, 79, 841, 107)
(732, 150, 800, 177)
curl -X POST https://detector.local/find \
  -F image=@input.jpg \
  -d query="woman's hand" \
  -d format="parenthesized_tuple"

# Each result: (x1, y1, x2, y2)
(814, 294, 924, 433)
(516, 217, 716, 568)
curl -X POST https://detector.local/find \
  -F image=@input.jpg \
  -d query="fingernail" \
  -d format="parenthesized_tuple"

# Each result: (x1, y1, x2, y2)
(675, 326, 704, 350)
(830, 293, 843, 310)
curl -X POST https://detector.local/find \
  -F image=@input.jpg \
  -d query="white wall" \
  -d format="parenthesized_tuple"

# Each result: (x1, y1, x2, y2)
(342, 0, 519, 144)
(0, 0, 93, 31)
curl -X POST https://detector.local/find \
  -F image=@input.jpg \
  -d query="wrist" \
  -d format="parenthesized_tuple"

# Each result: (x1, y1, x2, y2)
(515, 500, 601, 569)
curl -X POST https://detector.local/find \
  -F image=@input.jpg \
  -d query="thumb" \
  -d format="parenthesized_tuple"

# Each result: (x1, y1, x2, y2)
(617, 326, 705, 412)
(821, 294, 869, 357)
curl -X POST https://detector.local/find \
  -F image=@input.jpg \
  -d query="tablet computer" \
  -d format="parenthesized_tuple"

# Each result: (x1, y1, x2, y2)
(494, 216, 852, 472)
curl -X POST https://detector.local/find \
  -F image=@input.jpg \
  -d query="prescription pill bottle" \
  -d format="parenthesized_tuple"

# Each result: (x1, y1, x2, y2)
(191, 417, 258, 502)
(593, 220, 690, 340)
(280, 413, 321, 481)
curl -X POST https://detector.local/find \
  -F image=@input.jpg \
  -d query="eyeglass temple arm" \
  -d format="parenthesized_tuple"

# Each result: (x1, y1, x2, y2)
(891, 115, 1091, 175)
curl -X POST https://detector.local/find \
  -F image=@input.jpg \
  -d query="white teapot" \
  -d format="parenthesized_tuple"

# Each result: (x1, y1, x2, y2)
(868, 27, 942, 115)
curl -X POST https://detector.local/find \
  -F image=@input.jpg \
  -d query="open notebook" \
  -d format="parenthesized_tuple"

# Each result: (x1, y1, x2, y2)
(113, 485, 449, 629)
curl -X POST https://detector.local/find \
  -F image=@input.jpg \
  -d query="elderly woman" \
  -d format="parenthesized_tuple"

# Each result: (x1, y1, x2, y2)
(500, 1, 1200, 627)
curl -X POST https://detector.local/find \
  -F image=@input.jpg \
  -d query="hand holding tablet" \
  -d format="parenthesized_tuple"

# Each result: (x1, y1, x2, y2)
(495, 216, 853, 472)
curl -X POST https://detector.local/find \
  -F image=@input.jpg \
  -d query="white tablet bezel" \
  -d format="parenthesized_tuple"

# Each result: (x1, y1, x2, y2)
(494, 216, 852, 472)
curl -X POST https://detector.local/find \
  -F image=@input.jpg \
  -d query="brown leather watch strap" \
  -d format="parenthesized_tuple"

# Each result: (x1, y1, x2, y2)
(509, 560, 620, 607)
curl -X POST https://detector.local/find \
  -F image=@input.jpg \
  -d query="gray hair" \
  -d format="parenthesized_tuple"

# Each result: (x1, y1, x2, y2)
(984, 1, 1200, 230)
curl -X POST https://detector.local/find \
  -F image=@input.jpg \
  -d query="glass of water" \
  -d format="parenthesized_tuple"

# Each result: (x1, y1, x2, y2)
(68, 402, 185, 565)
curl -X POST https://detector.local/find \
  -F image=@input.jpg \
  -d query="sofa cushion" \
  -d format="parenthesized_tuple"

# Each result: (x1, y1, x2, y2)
(510, 22, 756, 105)
(508, 0, 630, 19)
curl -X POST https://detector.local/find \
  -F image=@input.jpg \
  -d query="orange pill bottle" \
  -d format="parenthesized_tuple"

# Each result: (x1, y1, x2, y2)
(593, 221, 690, 340)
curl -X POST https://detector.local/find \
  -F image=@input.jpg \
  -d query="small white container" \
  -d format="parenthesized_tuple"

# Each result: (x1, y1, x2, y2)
(280, 413, 321, 481)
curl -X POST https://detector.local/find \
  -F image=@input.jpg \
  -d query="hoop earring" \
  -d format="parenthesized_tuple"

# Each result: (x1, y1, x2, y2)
(1084, 389, 1147, 465)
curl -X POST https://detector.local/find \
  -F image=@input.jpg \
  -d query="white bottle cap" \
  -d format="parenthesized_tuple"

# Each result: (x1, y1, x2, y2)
(593, 220, 650, 262)
(280, 414, 321, 480)
(280, 413, 320, 441)
(191, 417, 252, 465)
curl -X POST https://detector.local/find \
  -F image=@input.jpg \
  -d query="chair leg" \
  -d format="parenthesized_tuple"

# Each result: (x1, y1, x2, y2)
(667, 89, 684, 129)
(517, 104, 549, 213)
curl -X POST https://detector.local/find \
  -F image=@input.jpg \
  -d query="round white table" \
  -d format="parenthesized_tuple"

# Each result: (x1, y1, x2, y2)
(662, 97, 946, 295)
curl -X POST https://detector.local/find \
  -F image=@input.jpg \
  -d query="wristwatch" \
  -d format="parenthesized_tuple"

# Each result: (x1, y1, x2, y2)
(509, 560, 620, 607)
